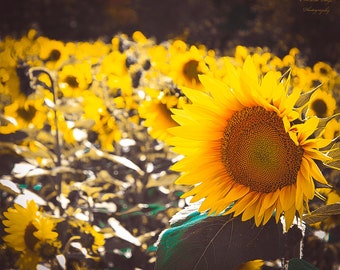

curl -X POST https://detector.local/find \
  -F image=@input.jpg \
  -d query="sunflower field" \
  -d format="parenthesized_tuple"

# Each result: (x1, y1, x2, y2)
(0, 6, 340, 270)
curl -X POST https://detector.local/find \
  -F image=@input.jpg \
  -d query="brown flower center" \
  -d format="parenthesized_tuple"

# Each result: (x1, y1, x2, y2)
(182, 59, 201, 83)
(311, 98, 327, 118)
(221, 106, 304, 193)
(17, 105, 37, 122)
(46, 49, 61, 62)
(64, 75, 79, 88)
(24, 222, 39, 251)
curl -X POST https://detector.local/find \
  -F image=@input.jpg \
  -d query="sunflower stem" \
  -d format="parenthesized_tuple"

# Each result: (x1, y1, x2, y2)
(29, 68, 63, 211)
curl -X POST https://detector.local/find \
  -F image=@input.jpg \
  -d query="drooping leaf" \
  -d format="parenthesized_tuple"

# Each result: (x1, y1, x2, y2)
(0, 178, 21, 194)
(155, 210, 301, 270)
(108, 217, 142, 246)
(0, 113, 17, 127)
(83, 141, 144, 175)
(303, 203, 340, 225)
(314, 114, 340, 138)
(324, 138, 340, 170)
(0, 131, 28, 142)
(288, 258, 318, 270)
(14, 189, 47, 207)
(294, 86, 319, 108)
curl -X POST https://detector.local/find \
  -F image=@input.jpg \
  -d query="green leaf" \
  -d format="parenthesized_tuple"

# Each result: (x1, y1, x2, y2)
(288, 258, 318, 270)
(303, 203, 340, 225)
(155, 210, 301, 270)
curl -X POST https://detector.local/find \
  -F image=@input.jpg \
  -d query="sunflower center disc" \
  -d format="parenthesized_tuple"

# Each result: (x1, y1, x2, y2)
(311, 98, 327, 118)
(221, 106, 304, 193)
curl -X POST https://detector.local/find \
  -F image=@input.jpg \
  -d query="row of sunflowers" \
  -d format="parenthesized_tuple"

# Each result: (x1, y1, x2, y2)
(0, 29, 339, 269)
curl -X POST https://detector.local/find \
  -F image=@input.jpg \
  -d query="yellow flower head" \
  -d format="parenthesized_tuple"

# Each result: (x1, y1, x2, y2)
(168, 41, 211, 90)
(169, 56, 333, 229)
(69, 219, 105, 254)
(139, 87, 186, 141)
(3, 95, 47, 130)
(2, 200, 59, 252)
(306, 89, 337, 118)
(37, 37, 72, 70)
(58, 62, 93, 97)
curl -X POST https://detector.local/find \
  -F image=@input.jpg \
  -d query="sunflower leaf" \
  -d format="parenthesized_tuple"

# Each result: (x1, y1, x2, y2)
(155, 211, 302, 270)
(288, 258, 318, 270)
(294, 86, 319, 108)
(302, 203, 340, 225)
(0, 178, 21, 195)
(315, 113, 340, 137)
(324, 138, 340, 170)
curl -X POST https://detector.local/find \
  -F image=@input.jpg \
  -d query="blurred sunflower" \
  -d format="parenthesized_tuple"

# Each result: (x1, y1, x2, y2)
(169, 56, 333, 229)
(3, 95, 47, 130)
(168, 41, 211, 90)
(139, 87, 186, 141)
(92, 111, 121, 152)
(37, 36, 73, 70)
(2, 200, 60, 255)
(69, 219, 105, 254)
(73, 40, 111, 64)
(0, 66, 22, 102)
(312, 61, 338, 91)
(58, 62, 93, 97)
(81, 90, 121, 151)
(139, 100, 178, 141)
(306, 90, 337, 118)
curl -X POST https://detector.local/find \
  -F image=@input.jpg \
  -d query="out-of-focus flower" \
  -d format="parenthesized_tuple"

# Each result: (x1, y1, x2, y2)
(82, 90, 121, 151)
(69, 219, 105, 254)
(306, 90, 337, 118)
(168, 40, 211, 90)
(2, 200, 60, 259)
(37, 37, 73, 70)
(3, 95, 47, 130)
(169, 56, 333, 229)
(139, 86, 187, 141)
(93, 111, 121, 152)
(58, 62, 93, 97)
(73, 40, 111, 64)
(312, 61, 338, 92)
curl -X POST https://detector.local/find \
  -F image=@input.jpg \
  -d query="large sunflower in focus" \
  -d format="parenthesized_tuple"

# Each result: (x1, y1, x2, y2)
(168, 56, 333, 229)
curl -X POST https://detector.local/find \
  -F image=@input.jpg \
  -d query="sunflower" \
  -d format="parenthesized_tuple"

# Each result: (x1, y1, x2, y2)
(3, 94, 48, 130)
(2, 200, 60, 253)
(306, 89, 337, 118)
(68, 219, 105, 254)
(37, 36, 73, 70)
(139, 87, 186, 141)
(312, 61, 338, 91)
(168, 40, 211, 90)
(73, 40, 111, 64)
(168, 56, 333, 229)
(58, 62, 93, 97)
